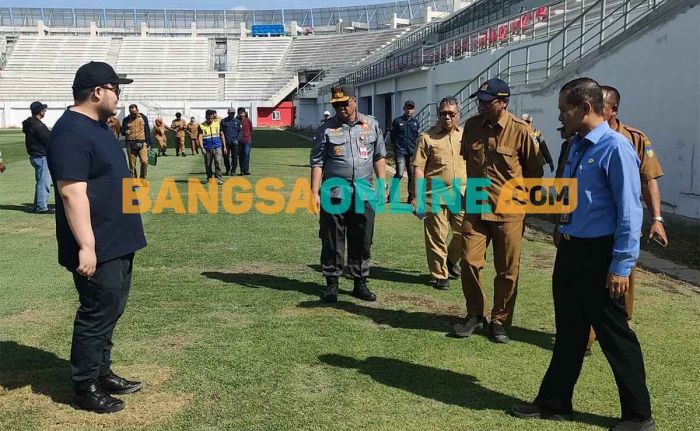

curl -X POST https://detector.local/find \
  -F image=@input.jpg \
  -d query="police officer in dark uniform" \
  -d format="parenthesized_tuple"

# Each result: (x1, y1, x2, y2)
(310, 86, 387, 303)
(389, 100, 420, 202)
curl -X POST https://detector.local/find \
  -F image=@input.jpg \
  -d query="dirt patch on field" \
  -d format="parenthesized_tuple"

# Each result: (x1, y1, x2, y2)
(380, 292, 462, 316)
(134, 332, 201, 357)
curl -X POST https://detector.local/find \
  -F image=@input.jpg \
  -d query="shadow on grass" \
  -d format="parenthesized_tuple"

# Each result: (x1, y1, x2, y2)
(201, 271, 324, 298)
(319, 354, 615, 428)
(0, 203, 55, 213)
(0, 340, 72, 404)
(299, 300, 554, 350)
(251, 130, 311, 149)
(307, 264, 430, 286)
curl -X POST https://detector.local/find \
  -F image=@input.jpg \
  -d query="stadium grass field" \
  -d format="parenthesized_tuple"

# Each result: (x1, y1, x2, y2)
(0, 128, 698, 431)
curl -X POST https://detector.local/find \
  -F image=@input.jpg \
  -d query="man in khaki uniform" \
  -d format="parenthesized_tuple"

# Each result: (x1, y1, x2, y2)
(585, 85, 668, 354)
(121, 104, 152, 179)
(187, 117, 201, 155)
(171, 112, 188, 157)
(454, 78, 545, 343)
(412, 96, 466, 290)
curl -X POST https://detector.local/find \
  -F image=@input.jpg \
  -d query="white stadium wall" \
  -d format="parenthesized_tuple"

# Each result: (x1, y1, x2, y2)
(301, 2, 699, 219)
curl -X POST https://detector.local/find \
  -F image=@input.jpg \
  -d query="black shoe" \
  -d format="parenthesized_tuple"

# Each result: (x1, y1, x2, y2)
(322, 277, 339, 303)
(99, 371, 143, 395)
(453, 315, 487, 338)
(243, 172, 251, 175)
(181, 153, 186, 157)
(447, 260, 461, 279)
(609, 418, 656, 431)
(72, 383, 125, 414)
(584, 348, 592, 357)
(34, 208, 55, 214)
(432, 278, 449, 290)
(489, 322, 509, 344)
(224, 170, 231, 176)
(511, 403, 572, 421)
(352, 277, 376, 302)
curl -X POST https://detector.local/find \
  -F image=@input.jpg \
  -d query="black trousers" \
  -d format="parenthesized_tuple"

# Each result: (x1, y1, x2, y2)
(535, 236, 651, 421)
(320, 198, 375, 279)
(71, 253, 134, 390)
(223, 141, 239, 173)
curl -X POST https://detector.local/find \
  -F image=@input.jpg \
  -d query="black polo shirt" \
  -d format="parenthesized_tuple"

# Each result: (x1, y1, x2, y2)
(47, 109, 146, 269)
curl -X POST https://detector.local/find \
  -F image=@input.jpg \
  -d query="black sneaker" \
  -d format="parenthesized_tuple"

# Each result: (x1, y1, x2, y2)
(181, 153, 186, 157)
(584, 348, 592, 357)
(447, 260, 461, 279)
(453, 315, 486, 338)
(72, 383, 125, 414)
(322, 277, 338, 303)
(34, 208, 55, 214)
(489, 322, 509, 343)
(511, 403, 572, 421)
(352, 277, 376, 302)
(243, 172, 251, 175)
(433, 278, 449, 290)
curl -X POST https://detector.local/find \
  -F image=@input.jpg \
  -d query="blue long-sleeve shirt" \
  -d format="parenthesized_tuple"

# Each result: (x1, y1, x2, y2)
(221, 115, 243, 144)
(559, 121, 642, 276)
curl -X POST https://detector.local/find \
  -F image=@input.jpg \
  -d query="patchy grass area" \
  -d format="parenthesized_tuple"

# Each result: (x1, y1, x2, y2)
(1, 128, 699, 431)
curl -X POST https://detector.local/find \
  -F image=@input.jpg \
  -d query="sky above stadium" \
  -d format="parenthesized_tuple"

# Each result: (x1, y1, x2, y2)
(5, 0, 396, 9)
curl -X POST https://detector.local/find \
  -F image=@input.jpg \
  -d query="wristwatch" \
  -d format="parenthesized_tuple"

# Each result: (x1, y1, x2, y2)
(651, 216, 664, 224)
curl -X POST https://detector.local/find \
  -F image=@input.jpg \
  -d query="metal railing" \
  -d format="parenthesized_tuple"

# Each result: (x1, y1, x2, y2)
(326, 0, 579, 93)
(415, 0, 669, 130)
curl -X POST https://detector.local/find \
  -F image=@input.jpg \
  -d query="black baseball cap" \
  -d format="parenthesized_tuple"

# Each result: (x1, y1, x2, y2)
(30, 101, 48, 115)
(72, 61, 133, 90)
(404, 100, 416, 108)
(469, 78, 511, 101)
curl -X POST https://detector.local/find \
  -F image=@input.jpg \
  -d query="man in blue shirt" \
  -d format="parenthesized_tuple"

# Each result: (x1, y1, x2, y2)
(389, 100, 419, 202)
(512, 78, 654, 431)
(221, 107, 243, 176)
(48, 62, 147, 414)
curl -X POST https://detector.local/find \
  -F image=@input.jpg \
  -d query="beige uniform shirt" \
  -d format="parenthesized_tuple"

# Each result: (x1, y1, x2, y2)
(171, 119, 187, 138)
(124, 115, 146, 141)
(412, 124, 467, 205)
(460, 111, 545, 222)
(610, 117, 663, 181)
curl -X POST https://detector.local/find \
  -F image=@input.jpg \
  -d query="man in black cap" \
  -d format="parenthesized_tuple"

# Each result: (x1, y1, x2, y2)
(389, 100, 419, 203)
(22, 101, 53, 214)
(311, 85, 387, 302)
(47, 61, 147, 414)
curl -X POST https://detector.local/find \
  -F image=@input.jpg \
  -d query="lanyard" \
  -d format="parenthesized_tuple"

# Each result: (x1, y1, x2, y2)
(567, 140, 593, 179)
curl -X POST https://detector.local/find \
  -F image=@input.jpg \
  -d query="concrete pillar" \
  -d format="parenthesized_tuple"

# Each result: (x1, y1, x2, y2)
(90, 22, 98, 37)
(140, 22, 148, 37)
(425, 7, 432, 24)
(37, 20, 47, 36)
(191, 22, 197, 37)
(290, 20, 298, 36)
(240, 22, 246, 38)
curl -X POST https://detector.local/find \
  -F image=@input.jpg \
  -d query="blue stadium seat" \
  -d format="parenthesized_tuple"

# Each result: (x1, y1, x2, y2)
(251, 24, 285, 37)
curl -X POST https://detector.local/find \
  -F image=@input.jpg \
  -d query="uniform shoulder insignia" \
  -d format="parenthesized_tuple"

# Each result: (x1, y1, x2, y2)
(529, 131, 540, 148)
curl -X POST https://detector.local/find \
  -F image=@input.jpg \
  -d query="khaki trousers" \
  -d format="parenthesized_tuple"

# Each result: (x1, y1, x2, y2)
(176, 135, 186, 155)
(423, 205, 464, 280)
(127, 143, 148, 179)
(461, 216, 524, 325)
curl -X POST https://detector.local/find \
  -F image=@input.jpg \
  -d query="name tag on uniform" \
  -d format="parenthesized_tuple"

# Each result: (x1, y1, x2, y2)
(359, 143, 369, 159)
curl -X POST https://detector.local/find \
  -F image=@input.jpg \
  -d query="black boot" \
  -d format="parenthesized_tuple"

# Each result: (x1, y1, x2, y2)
(72, 382, 125, 414)
(322, 276, 339, 303)
(352, 277, 376, 302)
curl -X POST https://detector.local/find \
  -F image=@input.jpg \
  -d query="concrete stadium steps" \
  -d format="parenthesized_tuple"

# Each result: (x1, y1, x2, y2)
(120, 73, 220, 100)
(0, 71, 74, 100)
(236, 37, 291, 70)
(224, 72, 296, 102)
(115, 37, 211, 72)
(4, 36, 110, 71)
(283, 29, 405, 70)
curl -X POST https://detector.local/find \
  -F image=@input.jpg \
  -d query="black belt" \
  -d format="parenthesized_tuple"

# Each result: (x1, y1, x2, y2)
(126, 140, 145, 143)
(560, 234, 613, 243)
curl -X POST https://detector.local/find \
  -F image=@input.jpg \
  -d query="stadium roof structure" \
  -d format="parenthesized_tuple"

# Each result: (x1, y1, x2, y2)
(0, 0, 452, 32)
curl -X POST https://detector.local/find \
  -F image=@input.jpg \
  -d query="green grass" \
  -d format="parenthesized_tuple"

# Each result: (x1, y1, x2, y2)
(0, 129, 699, 431)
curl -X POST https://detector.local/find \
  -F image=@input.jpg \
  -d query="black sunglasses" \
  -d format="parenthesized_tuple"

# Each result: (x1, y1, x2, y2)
(99, 85, 121, 98)
(438, 111, 459, 118)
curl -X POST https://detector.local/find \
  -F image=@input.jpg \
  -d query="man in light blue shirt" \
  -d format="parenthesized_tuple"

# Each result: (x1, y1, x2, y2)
(512, 78, 654, 431)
